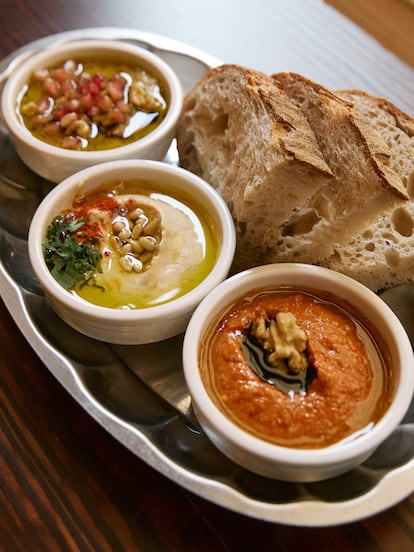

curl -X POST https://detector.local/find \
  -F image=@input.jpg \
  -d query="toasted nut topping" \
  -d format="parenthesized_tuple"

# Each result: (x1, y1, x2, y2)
(111, 202, 162, 272)
(144, 216, 161, 235)
(139, 235, 157, 251)
(128, 207, 144, 221)
(252, 313, 308, 374)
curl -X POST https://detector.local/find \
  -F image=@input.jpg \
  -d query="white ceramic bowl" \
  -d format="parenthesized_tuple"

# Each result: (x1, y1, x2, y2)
(28, 159, 236, 344)
(1, 39, 183, 182)
(183, 263, 414, 482)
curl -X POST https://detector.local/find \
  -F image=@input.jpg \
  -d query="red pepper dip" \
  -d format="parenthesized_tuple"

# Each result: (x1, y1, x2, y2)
(200, 289, 392, 449)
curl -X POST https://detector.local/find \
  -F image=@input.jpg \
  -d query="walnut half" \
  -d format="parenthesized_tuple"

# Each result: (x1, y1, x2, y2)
(251, 313, 308, 374)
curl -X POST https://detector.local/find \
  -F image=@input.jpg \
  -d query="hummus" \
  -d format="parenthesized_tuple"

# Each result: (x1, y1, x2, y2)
(81, 193, 213, 308)
(44, 180, 218, 309)
(200, 289, 392, 448)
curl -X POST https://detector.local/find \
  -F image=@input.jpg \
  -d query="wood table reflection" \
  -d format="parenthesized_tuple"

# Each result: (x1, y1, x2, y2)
(0, 0, 413, 550)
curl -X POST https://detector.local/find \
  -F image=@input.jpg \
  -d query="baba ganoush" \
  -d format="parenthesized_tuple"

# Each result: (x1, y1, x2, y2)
(43, 179, 218, 309)
(200, 289, 392, 449)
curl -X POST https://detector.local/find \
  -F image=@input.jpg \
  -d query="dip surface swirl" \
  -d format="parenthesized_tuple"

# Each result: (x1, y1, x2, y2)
(201, 290, 392, 448)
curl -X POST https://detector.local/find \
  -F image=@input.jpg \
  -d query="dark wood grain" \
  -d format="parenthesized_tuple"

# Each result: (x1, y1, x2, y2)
(1, 0, 414, 550)
(4, 296, 412, 551)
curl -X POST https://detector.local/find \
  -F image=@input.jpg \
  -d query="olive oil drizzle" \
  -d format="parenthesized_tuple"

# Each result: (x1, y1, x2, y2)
(242, 326, 316, 395)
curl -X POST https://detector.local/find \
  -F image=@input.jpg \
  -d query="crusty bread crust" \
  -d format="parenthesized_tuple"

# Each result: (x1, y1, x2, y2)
(176, 66, 412, 282)
(276, 76, 407, 197)
(271, 72, 407, 263)
(320, 90, 414, 291)
(176, 64, 333, 268)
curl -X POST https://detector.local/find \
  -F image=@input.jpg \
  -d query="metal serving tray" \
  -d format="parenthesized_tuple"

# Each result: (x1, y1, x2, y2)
(0, 28, 413, 527)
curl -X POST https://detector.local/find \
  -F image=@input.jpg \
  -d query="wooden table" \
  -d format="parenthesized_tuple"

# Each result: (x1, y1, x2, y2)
(1, 0, 414, 549)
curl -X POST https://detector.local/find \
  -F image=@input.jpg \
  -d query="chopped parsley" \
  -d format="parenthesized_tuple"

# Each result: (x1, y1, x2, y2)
(42, 215, 103, 290)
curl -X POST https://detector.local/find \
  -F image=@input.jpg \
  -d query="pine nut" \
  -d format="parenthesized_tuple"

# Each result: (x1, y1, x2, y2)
(108, 235, 122, 252)
(112, 220, 125, 234)
(128, 207, 144, 221)
(132, 258, 143, 273)
(139, 236, 157, 251)
(119, 255, 134, 272)
(130, 239, 144, 254)
(120, 243, 132, 256)
(118, 227, 132, 241)
(144, 216, 161, 235)
(132, 222, 144, 239)
(112, 202, 162, 272)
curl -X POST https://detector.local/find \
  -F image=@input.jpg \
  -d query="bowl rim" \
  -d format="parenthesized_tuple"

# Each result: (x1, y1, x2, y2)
(28, 159, 236, 321)
(182, 263, 414, 467)
(1, 38, 183, 159)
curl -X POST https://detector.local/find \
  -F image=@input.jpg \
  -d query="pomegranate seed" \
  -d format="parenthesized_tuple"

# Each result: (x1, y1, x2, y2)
(53, 106, 65, 120)
(63, 59, 77, 74)
(61, 136, 81, 149)
(79, 93, 94, 110)
(60, 112, 79, 128)
(97, 94, 114, 113)
(43, 121, 61, 135)
(106, 79, 125, 102)
(33, 68, 49, 82)
(65, 98, 81, 113)
(92, 73, 105, 88)
(33, 113, 53, 124)
(87, 82, 100, 96)
(87, 105, 101, 118)
(42, 77, 61, 98)
(37, 97, 53, 113)
(60, 79, 76, 96)
(20, 57, 165, 151)
(50, 68, 71, 83)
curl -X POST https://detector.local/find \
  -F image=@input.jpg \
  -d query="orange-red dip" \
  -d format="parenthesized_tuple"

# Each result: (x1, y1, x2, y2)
(200, 289, 392, 448)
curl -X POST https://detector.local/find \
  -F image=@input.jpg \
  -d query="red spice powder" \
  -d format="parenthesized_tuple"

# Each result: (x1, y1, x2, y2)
(67, 195, 118, 243)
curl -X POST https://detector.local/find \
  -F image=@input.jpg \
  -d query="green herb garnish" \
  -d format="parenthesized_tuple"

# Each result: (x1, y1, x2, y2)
(42, 215, 103, 290)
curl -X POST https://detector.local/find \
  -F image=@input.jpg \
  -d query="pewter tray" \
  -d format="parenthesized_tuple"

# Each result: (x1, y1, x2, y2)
(1, 28, 413, 527)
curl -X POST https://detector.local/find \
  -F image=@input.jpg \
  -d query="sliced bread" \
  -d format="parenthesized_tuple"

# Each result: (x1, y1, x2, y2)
(175, 64, 333, 268)
(271, 72, 408, 263)
(320, 90, 414, 291)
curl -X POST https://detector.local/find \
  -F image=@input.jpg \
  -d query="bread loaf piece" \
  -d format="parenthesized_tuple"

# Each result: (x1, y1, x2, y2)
(176, 64, 333, 268)
(271, 73, 408, 263)
(320, 90, 414, 291)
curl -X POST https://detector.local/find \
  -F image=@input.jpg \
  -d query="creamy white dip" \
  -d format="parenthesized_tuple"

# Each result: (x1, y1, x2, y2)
(74, 193, 213, 309)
